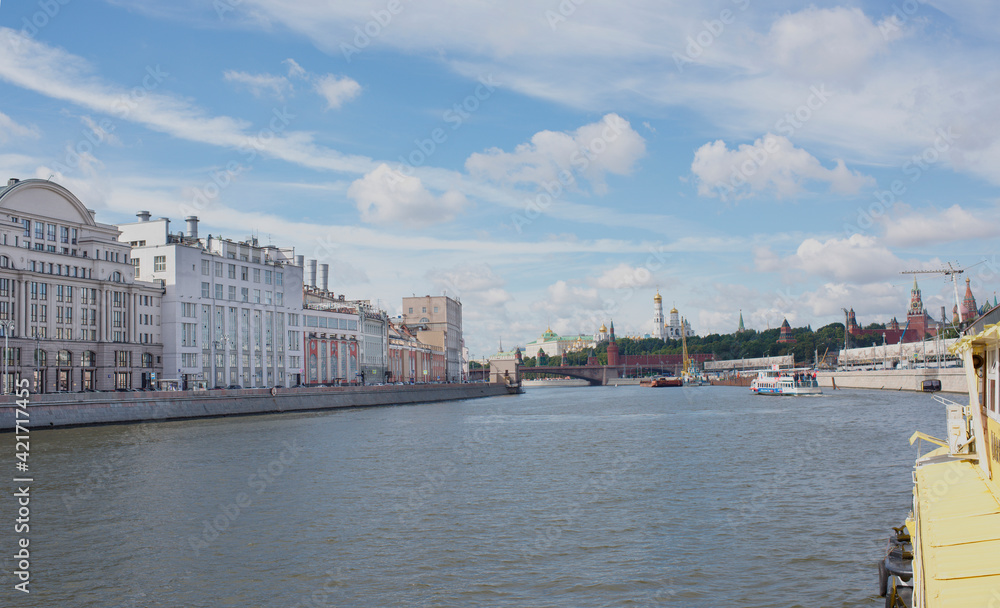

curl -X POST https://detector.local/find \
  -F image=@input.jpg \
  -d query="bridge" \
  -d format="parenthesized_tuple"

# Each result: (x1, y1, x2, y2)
(517, 365, 622, 385)
(486, 360, 695, 386)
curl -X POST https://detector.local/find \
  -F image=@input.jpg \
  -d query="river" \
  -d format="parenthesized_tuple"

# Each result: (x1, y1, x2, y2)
(3, 385, 943, 607)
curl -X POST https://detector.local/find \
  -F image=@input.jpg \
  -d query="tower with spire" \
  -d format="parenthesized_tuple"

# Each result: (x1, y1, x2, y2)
(736, 310, 746, 334)
(607, 320, 620, 367)
(962, 278, 978, 322)
(652, 291, 665, 340)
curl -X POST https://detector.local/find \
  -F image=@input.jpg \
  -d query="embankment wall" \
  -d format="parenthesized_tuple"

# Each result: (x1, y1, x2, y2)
(0, 383, 515, 431)
(817, 369, 966, 393)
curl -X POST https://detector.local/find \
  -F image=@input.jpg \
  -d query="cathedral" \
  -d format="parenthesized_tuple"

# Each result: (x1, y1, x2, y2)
(651, 290, 693, 340)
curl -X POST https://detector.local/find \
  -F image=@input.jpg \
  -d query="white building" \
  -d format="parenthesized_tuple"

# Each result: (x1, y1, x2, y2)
(652, 291, 665, 340)
(0, 179, 163, 392)
(118, 213, 304, 389)
(401, 295, 463, 382)
(665, 305, 694, 339)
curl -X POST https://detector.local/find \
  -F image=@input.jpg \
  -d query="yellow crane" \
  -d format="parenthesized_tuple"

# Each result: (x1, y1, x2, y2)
(681, 316, 691, 381)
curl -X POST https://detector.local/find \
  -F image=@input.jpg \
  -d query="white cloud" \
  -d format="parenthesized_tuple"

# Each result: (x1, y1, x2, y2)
(0, 111, 39, 142)
(223, 70, 293, 99)
(0, 29, 376, 175)
(80, 115, 121, 146)
(592, 262, 657, 290)
(691, 134, 874, 200)
(882, 204, 1000, 247)
(314, 74, 361, 110)
(801, 282, 904, 318)
(755, 235, 905, 283)
(466, 113, 646, 194)
(348, 164, 467, 225)
(765, 7, 899, 83)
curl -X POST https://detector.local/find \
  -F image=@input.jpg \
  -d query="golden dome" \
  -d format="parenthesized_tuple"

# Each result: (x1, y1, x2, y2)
(654, 291, 662, 303)
(670, 307, 678, 314)
(599, 323, 607, 332)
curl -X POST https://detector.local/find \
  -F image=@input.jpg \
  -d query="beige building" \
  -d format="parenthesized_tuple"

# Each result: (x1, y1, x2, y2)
(401, 295, 464, 382)
(0, 178, 163, 392)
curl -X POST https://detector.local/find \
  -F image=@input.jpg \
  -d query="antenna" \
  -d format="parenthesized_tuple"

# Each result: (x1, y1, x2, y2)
(901, 260, 985, 324)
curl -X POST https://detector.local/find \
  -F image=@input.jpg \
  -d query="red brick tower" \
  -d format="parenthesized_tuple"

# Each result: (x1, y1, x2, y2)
(607, 320, 620, 366)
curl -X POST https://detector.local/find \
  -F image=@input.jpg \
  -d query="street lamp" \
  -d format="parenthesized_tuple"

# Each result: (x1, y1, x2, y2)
(1, 320, 15, 394)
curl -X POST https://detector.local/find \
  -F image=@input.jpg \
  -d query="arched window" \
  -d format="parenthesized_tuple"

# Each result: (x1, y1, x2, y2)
(34, 349, 47, 366)
(141, 353, 153, 368)
(0, 255, 10, 268)
(57, 350, 71, 366)
(110, 271, 123, 282)
(81, 351, 96, 367)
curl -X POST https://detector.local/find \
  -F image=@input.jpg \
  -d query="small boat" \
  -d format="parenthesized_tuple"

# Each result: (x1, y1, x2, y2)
(749, 366, 822, 396)
(640, 376, 682, 387)
(920, 379, 941, 392)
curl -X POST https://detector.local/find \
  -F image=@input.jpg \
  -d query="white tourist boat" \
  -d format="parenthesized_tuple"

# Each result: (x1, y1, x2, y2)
(750, 366, 822, 396)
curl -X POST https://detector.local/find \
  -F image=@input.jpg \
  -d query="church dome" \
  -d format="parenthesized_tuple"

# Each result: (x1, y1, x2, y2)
(599, 323, 607, 332)
(670, 307, 678, 314)
(654, 291, 662, 303)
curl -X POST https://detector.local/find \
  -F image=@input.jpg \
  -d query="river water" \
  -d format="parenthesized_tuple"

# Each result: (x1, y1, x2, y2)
(4, 385, 944, 607)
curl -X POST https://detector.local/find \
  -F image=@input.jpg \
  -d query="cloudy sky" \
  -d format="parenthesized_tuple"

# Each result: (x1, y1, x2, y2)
(1, 0, 999, 357)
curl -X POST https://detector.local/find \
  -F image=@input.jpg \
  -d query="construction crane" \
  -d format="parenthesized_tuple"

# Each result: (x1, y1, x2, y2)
(901, 261, 985, 324)
(681, 317, 691, 381)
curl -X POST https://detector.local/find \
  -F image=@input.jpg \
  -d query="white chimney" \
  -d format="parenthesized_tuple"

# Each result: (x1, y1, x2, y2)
(136, 210, 151, 222)
(185, 216, 199, 239)
(308, 259, 318, 288)
(295, 255, 304, 267)
(320, 264, 329, 292)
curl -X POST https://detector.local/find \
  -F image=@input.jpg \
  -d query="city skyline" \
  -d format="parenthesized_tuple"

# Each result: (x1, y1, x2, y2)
(2, 2, 999, 357)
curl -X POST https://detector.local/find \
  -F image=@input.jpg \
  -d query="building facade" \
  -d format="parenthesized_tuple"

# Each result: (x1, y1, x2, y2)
(302, 286, 387, 385)
(0, 179, 163, 393)
(525, 327, 595, 357)
(401, 295, 463, 382)
(652, 291, 665, 340)
(119, 214, 304, 389)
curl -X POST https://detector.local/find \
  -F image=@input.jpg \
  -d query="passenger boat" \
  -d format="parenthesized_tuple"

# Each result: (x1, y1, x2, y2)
(880, 309, 1000, 607)
(749, 367, 822, 395)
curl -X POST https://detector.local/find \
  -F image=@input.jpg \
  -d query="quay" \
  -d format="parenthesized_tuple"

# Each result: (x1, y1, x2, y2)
(0, 383, 516, 431)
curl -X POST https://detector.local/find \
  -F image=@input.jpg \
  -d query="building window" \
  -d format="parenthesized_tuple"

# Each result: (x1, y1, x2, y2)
(253, 268, 260, 283)
(201, 259, 210, 275)
(181, 353, 198, 367)
(182, 302, 196, 318)
(22, 219, 30, 237)
(215, 284, 223, 300)
(154, 256, 166, 272)
(60, 226, 69, 243)
(141, 353, 153, 368)
(35, 223, 43, 239)
(253, 289, 261, 304)
(201, 282, 210, 298)
(57, 350, 71, 366)
(215, 262, 223, 277)
(422, 307, 427, 313)
(264, 270, 272, 285)
(434, 307, 439, 313)
(81, 351, 95, 367)
(241, 287, 249, 302)
(116, 351, 131, 367)
(228, 264, 236, 279)
(276, 292, 283, 306)
(276, 272, 283, 287)
(241, 266, 248, 281)
(47, 224, 56, 241)
(229, 285, 237, 301)
(181, 323, 197, 347)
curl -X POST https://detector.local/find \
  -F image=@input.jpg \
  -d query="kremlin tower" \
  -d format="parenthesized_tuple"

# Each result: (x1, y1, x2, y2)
(736, 310, 746, 334)
(606, 320, 620, 367)
(962, 278, 978, 322)
(777, 318, 795, 343)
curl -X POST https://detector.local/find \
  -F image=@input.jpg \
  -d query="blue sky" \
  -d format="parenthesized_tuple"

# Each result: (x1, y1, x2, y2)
(2, 0, 1000, 358)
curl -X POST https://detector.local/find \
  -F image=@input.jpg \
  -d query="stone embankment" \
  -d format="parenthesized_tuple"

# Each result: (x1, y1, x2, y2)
(0, 383, 516, 431)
